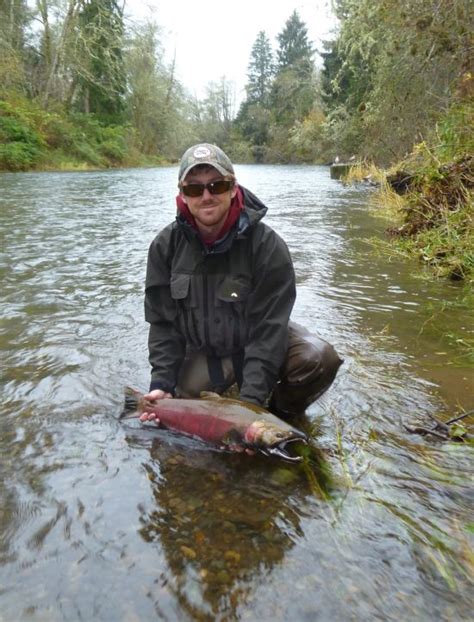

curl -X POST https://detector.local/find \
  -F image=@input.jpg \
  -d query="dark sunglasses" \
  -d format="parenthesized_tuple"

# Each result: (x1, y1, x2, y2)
(180, 180, 233, 197)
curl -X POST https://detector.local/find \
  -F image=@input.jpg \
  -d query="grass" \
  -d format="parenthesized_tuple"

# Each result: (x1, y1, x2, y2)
(342, 160, 386, 185)
(339, 101, 474, 284)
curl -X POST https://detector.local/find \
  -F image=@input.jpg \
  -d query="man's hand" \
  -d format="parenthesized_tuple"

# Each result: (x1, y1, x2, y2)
(144, 389, 173, 401)
(139, 389, 172, 424)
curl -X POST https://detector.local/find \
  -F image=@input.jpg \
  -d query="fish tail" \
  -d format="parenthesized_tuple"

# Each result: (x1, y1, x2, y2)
(120, 386, 142, 419)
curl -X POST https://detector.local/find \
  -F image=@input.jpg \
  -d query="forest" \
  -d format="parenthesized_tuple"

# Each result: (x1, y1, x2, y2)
(1, 0, 472, 279)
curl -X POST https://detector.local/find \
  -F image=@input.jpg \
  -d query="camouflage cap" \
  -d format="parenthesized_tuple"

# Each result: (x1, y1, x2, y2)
(178, 143, 234, 183)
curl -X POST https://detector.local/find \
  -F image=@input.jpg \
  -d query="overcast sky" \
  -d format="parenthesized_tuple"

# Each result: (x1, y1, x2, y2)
(124, 0, 338, 105)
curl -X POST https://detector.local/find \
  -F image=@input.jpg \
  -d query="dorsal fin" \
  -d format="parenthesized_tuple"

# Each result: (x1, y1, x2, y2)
(200, 391, 223, 401)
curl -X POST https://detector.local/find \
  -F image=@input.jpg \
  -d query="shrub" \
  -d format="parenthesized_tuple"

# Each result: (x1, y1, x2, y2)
(0, 141, 41, 171)
(0, 103, 44, 169)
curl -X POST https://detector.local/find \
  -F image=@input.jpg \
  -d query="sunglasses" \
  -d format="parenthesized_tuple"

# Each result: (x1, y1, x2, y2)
(180, 180, 233, 197)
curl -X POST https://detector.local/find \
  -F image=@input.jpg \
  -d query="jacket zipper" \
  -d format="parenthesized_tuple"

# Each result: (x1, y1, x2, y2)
(202, 273, 214, 355)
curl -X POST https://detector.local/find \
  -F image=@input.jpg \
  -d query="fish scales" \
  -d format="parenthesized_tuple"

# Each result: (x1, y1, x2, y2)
(148, 399, 248, 443)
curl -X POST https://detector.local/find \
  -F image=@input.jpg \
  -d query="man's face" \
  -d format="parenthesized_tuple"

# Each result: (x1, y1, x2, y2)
(180, 166, 236, 233)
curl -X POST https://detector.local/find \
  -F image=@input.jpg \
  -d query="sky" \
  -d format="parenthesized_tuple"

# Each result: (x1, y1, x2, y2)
(124, 0, 338, 106)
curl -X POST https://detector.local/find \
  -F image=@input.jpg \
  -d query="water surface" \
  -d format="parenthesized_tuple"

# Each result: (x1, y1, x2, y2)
(0, 165, 472, 621)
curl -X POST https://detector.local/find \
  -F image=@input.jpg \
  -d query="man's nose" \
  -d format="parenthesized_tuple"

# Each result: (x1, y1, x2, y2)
(201, 186, 213, 199)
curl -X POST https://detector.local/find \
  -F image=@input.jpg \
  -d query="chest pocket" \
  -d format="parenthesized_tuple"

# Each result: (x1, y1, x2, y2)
(170, 273, 192, 305)
(216, 275, 251, 304)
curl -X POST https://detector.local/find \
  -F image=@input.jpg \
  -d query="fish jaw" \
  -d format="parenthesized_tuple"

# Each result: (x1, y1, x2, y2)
(244, 420, 307, 461)
(259, 437, 307, 462)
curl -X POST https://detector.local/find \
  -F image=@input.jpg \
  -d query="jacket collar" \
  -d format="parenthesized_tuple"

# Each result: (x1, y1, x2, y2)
(175, 185, 268, 254)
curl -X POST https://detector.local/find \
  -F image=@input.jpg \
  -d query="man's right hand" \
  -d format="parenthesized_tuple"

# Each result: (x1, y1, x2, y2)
(140, 389, 173, 424)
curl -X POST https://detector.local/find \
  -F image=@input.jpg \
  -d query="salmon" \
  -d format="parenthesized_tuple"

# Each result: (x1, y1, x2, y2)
(121, 387, 307, 462)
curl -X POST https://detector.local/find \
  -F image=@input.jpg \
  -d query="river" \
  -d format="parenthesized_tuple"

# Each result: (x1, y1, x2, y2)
(0, 165, 472, 621)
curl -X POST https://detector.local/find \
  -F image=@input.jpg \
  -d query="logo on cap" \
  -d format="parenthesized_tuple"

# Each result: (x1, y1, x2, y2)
(193, 146, 212, 159)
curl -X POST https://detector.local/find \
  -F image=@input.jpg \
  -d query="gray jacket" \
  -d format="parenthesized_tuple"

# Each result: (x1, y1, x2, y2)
(145, 186, 296, 405)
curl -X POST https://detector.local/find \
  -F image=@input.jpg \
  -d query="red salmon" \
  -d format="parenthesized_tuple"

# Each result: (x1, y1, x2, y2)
(121, 387, 307, 461)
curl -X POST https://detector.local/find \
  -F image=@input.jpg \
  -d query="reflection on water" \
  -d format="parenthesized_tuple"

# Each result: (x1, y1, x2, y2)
(137, 437, 306, 619)
(0, 166, 472, 621)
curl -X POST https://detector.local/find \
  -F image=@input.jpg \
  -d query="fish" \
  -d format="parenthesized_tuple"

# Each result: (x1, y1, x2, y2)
(120, 387, 307, 462)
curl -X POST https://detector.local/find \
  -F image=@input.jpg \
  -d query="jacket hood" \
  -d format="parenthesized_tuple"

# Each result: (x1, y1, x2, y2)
(239, 185, 268, 226)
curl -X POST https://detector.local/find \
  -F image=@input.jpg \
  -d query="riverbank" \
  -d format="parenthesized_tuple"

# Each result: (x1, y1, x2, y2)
(0, 95, 165, 172)
(3, 94, 472, 287)
(341, 104, 473, 284)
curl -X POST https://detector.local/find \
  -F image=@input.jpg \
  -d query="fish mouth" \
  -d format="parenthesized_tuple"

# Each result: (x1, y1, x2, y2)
(261, 436, 307, 462)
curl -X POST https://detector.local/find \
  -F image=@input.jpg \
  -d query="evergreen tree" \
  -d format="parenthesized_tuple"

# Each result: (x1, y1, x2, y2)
(245, 30, 274, 106)
(235, 30, 274, 147)
(276, 10, 314, 77)
(235, 99, 272, 147)
(271, 11, 316, 126)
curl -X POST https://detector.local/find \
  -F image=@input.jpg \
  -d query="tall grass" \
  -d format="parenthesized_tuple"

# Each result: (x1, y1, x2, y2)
(353, 102, 474, 283)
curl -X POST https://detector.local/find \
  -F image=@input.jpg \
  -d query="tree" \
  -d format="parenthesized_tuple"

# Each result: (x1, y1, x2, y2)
(245, 30, 274, 106)
(271, 11, 317, 127)
(235, 30, 274, 147)
(72, 0, 126, 120)
(41, 0, 81, 106)
(195, 77, 236, 147)
(276, 10, 314, 77)
(0, 0, 29, 48)
(125, 19, 194, 158)
(0, 0, 30, 92)
(322, 0, 474, 163)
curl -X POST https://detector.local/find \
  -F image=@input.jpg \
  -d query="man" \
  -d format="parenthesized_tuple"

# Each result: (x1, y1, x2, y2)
(142, 143, 342, 421)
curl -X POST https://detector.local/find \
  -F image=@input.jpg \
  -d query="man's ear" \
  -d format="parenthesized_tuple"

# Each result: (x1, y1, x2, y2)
(231, 182, 237, 199)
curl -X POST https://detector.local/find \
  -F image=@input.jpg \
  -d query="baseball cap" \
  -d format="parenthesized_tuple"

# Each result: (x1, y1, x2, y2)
(178, 143, 235, 183)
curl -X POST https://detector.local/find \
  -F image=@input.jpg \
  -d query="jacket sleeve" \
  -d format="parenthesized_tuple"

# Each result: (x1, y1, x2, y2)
(239, 227, 296, 405)
(145, 229, 185, 393)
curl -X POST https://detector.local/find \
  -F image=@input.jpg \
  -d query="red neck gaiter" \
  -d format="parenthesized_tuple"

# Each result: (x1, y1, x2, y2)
(176, 185, 244, 246)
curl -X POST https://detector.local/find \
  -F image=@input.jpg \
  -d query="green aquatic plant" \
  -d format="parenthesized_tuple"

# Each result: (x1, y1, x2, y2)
(294, 440, 333, 501)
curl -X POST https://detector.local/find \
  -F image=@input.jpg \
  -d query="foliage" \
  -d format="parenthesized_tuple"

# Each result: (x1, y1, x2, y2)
(322, 0, 473, 163)
(245, 30, 274, 106)
(289, 108, 326, 162)
(0, 94, 149, 170)
(389, 152, 473, 281)
(235, 30, 274, 149)
(0, 0, 471, 183)
(72, 0, 126, 121)
(367, 99, 474, 281)
(235, 11, 323, 162)
(235, 101, 272, 147)
(276, 10, 314, 77)
(126, 20, 171, 155)
(0, 99, 43, 169)
(271, 11, 317, 129)
(190, 77, 237, 151)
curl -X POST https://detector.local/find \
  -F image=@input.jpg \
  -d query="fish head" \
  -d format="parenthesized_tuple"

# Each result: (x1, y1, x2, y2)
(244, 420, 307, 462)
